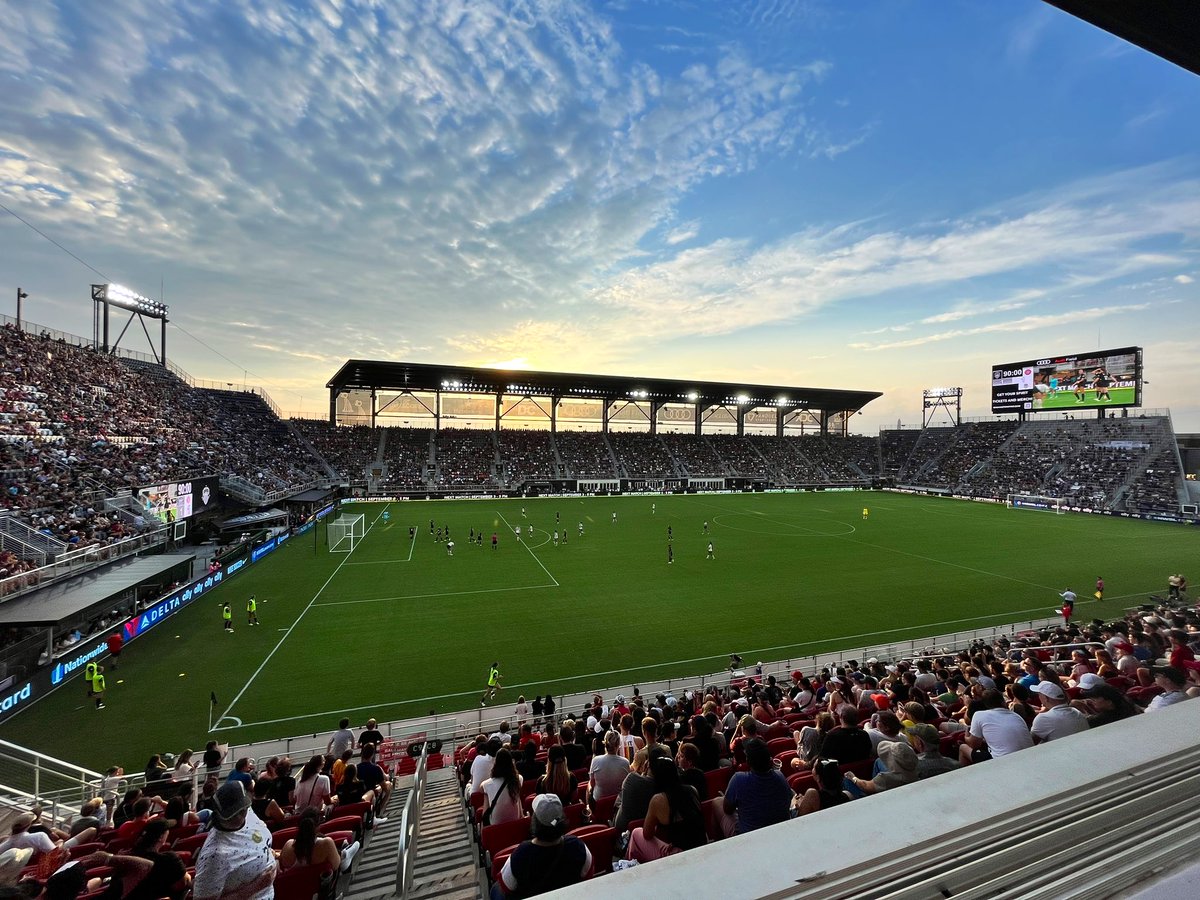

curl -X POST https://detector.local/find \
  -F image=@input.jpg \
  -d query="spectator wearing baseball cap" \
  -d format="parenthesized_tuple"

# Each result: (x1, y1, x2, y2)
(1029, 682, 1089, 743)
(907, 724, 959, 780)
(493, 794, 590, 899)
(1143, 667, 1191, 712)
(1077, 681, 1140, 728)
(192, 781, 276, 900)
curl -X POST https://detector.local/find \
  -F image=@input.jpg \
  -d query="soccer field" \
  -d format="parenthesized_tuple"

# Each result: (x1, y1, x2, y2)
(1034, 386, 1136, 410)
(6, 491, 1191, 769)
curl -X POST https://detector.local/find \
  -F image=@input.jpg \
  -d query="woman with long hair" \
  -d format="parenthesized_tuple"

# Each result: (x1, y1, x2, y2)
(480, 748, 523, 826)
(791, 711, 834, 771)
(251, 778, 286, 824)
(534, 745, 577, 807)
(627, 756, 706, 862)
(333, 763, 373, 808)
(279, 809, 360, 874)
(293, 754, 331, 815)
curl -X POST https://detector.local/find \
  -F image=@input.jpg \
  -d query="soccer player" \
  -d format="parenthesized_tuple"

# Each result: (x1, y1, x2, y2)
(1095, 576, 1104, 601)
(429, 519, 434, 535)
(553, 530, 559, 546)
(652, 502, 656, 514)
(492, 532, 498, 550)
(470, 527, 475, 542)
(578, 521, 584, 537)
(447, 540, 455, 556)
(436, 527, 443, 542)
(222, 603, 233, 632)
(93, 669, 107, 710)
(612, 511, 617, 524)
(667, 525, 673, 541)
(408, 526, 415, 540)
(482, 662, 502, 706)
(247, 595, 259, 626)
(85, 660, 100, 698)
(515, 525, 522, 542)
(1093, 369, 1112, 402)
(703, 521, 709, 534)
(522, 507, 527, 517)
(862, 508, 869, 520)
(476, 532, 483, 546)
(667, 544, 673, 565)
(706, 542, 715, 560)
(1072, 373, 1088, 403)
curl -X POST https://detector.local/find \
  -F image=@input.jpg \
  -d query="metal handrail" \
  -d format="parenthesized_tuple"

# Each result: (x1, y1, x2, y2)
(0, 528, 168, 602)
(396, 743, 430, 899)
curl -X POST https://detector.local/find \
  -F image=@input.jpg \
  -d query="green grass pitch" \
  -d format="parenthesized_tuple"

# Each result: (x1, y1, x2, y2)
(5, 491, 1191, 770)
(1033, 386, 1135, 410)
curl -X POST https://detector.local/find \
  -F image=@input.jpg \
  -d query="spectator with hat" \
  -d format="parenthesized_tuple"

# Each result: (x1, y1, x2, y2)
(493, 794, 590, 899)
(907, 724, 959, 779)
(1029, 682, 1089, 743)
(1077, 680, 1140, 727)
(192, 780, 277, 900)
(846, 740, 919, 796)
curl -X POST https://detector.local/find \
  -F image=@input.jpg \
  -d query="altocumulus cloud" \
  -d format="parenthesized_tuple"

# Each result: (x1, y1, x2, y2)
(0, 0, 827, 361)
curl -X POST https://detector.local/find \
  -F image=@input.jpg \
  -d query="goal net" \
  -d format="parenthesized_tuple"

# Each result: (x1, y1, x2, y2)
(1006, 494, 1065, 514)
(328, 513, 366, 553)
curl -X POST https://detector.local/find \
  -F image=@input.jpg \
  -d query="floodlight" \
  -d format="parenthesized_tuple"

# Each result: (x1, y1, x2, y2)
(687, 391, 698, 401)
(737, 394, 749, 404)
(100, 283, 168, 317)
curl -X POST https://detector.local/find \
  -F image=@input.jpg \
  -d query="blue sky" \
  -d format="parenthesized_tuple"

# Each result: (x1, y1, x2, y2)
(1, 0, 1197, 432)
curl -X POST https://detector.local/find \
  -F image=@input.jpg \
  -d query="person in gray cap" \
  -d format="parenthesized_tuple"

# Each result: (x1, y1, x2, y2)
(493, 794, 591, 899)
(193, 780, 277, 900)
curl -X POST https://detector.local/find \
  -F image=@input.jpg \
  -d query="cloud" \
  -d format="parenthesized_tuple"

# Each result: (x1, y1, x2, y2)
(664, 221, 700, 245)
(1175, 274, 1194, 284)
(849, 303, 1152, 351)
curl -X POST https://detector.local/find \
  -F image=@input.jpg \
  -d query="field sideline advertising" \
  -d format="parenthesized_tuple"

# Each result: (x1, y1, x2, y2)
(990, 346, 1141, 414)
(0, 502, 338, 725)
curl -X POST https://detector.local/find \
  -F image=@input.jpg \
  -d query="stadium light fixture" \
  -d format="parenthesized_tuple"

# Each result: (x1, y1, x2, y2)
(737, 394, 749, 404)
(98, 283, 168, 317)
(687, 391, 699, 401)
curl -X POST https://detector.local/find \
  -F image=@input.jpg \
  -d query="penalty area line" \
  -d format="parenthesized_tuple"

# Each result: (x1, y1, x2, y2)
(312, 582, 557, 607)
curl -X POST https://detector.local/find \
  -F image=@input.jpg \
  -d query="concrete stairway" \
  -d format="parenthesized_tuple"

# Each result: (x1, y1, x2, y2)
(344, 768, 484, 900)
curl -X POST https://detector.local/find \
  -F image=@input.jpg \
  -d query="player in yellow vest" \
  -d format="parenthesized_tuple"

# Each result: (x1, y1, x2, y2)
(482, 662, 502, 706)
(247, 595, 259, 626)
(862, 507, 869, 520)
(93, 672, 106, 709)
(223, 603, 233, 632)
(85, 661, 99, 697)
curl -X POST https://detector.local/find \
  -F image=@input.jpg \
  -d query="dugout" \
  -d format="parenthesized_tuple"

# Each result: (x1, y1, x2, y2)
(0, 553, 194, 721)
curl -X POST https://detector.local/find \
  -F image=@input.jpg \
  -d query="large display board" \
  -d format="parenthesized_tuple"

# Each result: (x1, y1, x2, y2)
(991, 347, 1141, 413)
(137, 475, 220, 524)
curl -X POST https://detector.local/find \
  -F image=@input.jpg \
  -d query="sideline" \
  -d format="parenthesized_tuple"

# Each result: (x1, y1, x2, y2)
(210, 503, 391, 731)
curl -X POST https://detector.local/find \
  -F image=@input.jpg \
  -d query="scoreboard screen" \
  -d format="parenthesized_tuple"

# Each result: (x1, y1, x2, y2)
(991, 347, 1141, 413)
(137, 475, 220, 524)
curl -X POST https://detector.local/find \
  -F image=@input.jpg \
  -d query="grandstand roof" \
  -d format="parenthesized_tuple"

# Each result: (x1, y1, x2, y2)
(1044, 0, 1200, 78)
(0, 554, 195, 627)
(326, 360, 882, 413)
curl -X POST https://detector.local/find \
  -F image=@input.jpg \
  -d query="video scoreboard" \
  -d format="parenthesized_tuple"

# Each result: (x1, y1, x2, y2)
(991, 347, 1141, 413)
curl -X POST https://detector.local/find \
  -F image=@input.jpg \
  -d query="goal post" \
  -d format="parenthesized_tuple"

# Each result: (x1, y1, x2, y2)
(1006, 494, 1065, 515)
(328, 512, 366, 553)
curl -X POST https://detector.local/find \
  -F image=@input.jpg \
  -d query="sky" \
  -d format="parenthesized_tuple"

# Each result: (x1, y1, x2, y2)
(1, 0, 1197, 433)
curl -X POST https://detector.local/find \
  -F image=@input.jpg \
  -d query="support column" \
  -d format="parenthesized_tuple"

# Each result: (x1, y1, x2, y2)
(602, 400, 610, 433)
(820, 411, 830, 436)
(551, 396, 558, 433)
(435, 391, 441, 431)
(737, 405, 746, 437)
(161, 318, 168, 368)
(371, 389, 377, 429)
(776, 410, 785, 438)
(650, 401, 662, 434)
(328, 390, 337, 425)
(694, 402, 702, 435)
(495, 394, 502, 432)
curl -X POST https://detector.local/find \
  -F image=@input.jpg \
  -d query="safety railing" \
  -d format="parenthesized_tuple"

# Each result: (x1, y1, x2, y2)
(0, 528, 168, 602)
(396, 742, 430, 900)
(0, 738, 109, 822)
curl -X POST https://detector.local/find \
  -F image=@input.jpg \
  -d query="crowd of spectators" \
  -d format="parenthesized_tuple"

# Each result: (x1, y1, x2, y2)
(379, 427, 432, 490)
(433, 428, 497, 488)
(497, 430, 558, 485)
(879, 429, 921, 479)
(707, 435, 771, 478)
(291, 419, 377, 481)
(453, 592, 1198, 885)
(1124, 448, 1184, 515)
(659, 433, 724, 478)
(914, 422, 1017, 489)
(749, 436, 825, 483)
(608, 433, 678, 478)
(554, 432, 617, 478)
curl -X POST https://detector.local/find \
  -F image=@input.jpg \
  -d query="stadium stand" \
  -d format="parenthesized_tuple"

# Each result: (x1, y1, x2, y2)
(555, 432, 618, 479)
(380, 426, 433, 491)
(706, 435, 772, 479)
(659, 433, 724, 478)
(292, 419, 379, 482)
(434, 428, 497, 489)
(497, 429, 558, 486)
(607, 433, 678, 478)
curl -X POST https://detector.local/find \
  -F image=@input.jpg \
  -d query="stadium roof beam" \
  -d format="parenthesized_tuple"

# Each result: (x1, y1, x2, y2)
(1043, 0, 1200, 78)
(326, 360, 881, 435)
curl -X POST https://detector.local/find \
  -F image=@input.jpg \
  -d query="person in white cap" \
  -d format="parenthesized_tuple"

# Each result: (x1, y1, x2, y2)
(1029, 681, 1089, 743)
(494, 794, 590, 899)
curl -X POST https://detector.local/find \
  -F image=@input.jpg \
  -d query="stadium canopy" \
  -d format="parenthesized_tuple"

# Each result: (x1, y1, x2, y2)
(1044, 0, 1200, 78)
(0, 554, 195, 628)
(326, 360, 881, 436)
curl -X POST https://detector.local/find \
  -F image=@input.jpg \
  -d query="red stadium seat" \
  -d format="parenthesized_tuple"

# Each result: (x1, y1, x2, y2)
(563, 802, 586, 830)
(173, 833, 209, 855)
(765, 737, 795, 756)
(588, 794, 616, 826)
(701, 798, 724, 842)
(480, 817, 531, 863)
(569, 825, 618, 875)
(704, 767, 733, 798)
(773, 750, 801, 771)
(491, 843, 519, 883)
(334, 801, 373, 828)
(788, 772, 816, 794)
(274, 863, 329, 900)
(319, 816, 363, 842)
(271, 827, 299, 851)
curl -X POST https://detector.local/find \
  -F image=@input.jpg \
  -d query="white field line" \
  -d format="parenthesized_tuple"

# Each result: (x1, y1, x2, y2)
(208, 590, 1147, 733)
(312, 582, 556, 607)
(497, 511, 559, 587)
(211, 503, 391, 730)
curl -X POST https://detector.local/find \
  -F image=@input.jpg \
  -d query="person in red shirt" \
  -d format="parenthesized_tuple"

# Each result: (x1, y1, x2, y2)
(106, 632, 125, 670)
(115, 797, 154, 840)
(1168, 629, 1196, 671)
